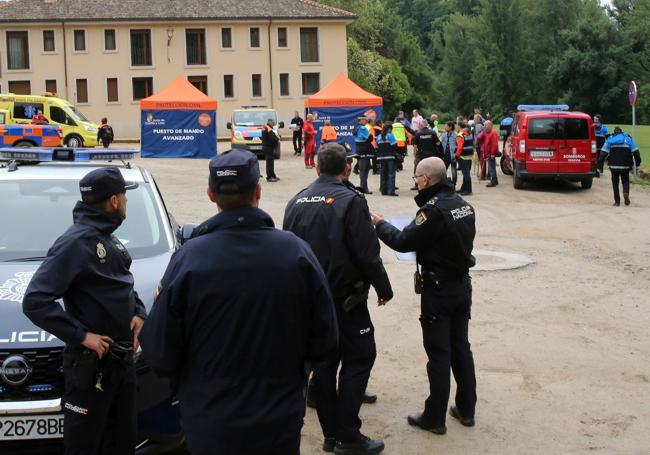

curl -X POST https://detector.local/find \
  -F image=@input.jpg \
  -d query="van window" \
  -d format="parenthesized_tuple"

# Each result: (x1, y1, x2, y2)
(558, 118, 589, 140)
(0, 112, 6, 124)
(528, 118, 555, 140)
(13, 102, 44, 120)
(50, 105, 76, 126)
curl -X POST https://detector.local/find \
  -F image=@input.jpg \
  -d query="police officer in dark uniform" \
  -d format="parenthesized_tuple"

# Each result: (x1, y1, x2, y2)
(411, 121, 443, 190)
(23, 167, 145, 455)
(139, 149, 338, 455)
(283, 143, 393, 454)
(371, 156, 477, 435)
(261, 118, 280, 182)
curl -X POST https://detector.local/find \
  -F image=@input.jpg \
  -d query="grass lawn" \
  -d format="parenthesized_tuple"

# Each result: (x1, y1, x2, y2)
(606, 124, 649, 168)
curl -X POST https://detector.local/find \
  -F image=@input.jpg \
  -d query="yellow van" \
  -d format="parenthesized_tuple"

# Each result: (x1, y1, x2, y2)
(0, 93, 99, 147)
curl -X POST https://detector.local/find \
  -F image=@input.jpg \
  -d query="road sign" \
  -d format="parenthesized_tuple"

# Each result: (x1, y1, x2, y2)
(629, 81, 637, 106)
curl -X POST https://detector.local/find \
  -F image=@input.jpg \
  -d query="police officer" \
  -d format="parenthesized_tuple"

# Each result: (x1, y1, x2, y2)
(411, 120, 443, 190)
(370, 157, 477, 435)
(261, 118, 280, 182)
(23, 167, 145, 455)
(600, 126, 642, 206)
(593, 114, 609, 176)
(139, 149, 338, 455)
(353, 116, 373, 194)
(284, 143, 393, 454)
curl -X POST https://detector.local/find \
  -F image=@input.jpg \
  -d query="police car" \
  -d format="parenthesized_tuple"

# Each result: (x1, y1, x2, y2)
(0, 148, 188, 454)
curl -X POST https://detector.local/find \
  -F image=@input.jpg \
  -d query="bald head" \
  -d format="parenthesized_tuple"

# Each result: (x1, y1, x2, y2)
(416, 157, 447, 188)
(485, 120, 493, 130)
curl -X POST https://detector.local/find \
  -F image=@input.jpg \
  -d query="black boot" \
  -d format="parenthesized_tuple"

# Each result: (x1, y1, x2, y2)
(334, 435, 384, 454)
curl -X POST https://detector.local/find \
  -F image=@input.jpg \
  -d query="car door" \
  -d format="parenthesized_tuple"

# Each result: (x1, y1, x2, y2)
(526, 116, 558, 173)
(556, 116, 593, 174)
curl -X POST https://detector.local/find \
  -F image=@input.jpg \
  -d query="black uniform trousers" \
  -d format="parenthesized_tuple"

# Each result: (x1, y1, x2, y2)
(312, 301, 376, 442)
(419, 277, 476, 427)
(62, 349, 136, 455)
(611, 169, 630, 203)
(264, 148, 277, 179)
(293, 131, 302, 155)
(358, 158, 371, 193)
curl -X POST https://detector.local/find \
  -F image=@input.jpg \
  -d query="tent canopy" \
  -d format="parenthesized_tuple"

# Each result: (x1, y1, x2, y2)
(305, 73, 382, 108)
(140, 75, 217, 110)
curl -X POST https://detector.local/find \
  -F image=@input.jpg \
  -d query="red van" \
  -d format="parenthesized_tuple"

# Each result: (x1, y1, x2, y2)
(503, 105, 597, 189)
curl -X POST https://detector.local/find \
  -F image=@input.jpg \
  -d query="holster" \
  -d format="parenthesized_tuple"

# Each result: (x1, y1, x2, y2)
(414, 270, 423, 294)
(342, 281, 369, 312)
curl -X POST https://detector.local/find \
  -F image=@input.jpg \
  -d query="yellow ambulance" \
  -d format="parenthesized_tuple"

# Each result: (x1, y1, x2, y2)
(0, 92, 99, 147)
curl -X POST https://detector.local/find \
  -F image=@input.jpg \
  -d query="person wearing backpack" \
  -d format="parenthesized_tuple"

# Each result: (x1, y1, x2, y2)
(97, 117, 114, 148)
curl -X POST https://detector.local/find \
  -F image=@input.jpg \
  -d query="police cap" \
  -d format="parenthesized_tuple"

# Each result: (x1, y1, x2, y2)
(209, 148, 260, 194)
(79, 167, 138, 201)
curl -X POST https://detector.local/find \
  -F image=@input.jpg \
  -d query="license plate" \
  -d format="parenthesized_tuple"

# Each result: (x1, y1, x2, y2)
(530, 150, 554, 158)
(249, 145, 262, 150)
(0, 414, 64, 440)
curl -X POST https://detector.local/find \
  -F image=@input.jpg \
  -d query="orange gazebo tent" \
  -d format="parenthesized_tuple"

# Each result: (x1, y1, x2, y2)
(305, 73, 382, 108)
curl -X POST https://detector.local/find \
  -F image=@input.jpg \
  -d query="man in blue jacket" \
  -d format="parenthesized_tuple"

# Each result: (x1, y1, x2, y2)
(600, 127, 642, 206)
(23, 167, 145, 455)
(139, 149, 338, 455)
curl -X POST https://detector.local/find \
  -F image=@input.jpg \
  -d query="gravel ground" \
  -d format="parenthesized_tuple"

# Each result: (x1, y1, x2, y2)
(133, 142, 650, 455)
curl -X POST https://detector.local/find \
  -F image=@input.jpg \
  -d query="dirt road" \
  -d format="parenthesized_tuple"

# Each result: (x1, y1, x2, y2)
(133, 144, 650, 454)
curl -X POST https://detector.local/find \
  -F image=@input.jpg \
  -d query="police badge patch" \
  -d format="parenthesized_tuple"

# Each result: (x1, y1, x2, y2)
(96, 242, 107, 263)
(415, 211, 428, 226)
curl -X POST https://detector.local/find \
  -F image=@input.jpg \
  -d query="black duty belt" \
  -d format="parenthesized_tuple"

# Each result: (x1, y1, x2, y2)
(422, 270, 468, 286)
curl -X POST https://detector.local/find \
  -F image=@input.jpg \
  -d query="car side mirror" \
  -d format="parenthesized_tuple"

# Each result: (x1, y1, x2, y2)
(226, 122, 232, 130)
(177, 223, 198, 246)
(279, 121, 285, 128)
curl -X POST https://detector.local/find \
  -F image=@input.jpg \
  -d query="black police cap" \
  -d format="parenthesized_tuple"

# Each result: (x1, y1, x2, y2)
(209, 148, 260, 194)
(79, 167, 138, 201)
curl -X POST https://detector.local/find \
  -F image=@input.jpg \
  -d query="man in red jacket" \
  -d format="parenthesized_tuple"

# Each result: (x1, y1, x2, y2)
(482, 120, 499, 187)
(303, 114, 316, 169)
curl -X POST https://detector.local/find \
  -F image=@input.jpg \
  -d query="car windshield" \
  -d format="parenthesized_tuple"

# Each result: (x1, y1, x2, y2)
(0, 179, 171, 261)
(233, 111, 276, 126)
(64, 105, 90, 123)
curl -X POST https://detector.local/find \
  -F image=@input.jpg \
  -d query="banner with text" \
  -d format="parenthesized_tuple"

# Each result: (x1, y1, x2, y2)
(308, 105, 383, 151)
(141, 109, 216, 158)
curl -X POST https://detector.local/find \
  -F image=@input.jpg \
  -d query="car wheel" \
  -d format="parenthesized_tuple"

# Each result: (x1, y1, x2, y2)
(500, 155, 513, 175)
(13, 141, 34, 147)
(65, 135, 83, 148)
(513, 168, 525, 189)
(580, 178, 593, 189)
(273, 145, 281, 160)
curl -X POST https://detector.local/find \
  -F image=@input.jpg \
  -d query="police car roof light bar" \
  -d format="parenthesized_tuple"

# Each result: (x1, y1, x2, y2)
(0, 147, 138, 163)
(517, 104, 570, 112)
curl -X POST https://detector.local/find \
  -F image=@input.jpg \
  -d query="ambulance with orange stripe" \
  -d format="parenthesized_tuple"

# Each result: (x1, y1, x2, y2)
(226, 107, 284, 159)
(0, 93, 98, 147)
(0, 109, 62, 147)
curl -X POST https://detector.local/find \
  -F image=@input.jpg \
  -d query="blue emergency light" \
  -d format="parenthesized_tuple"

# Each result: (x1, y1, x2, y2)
(0, 147, 138, 162)
(517, 104, 570, 112)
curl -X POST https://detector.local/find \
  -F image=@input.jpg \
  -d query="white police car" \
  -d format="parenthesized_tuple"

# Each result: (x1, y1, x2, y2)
(0, 148, 189, 454)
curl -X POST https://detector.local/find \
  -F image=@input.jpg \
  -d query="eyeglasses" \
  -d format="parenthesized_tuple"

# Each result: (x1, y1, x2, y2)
(412, 174, 425, 182)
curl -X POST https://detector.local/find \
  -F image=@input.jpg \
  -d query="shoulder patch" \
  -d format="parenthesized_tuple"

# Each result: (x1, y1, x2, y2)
(415, 211, 428, 226)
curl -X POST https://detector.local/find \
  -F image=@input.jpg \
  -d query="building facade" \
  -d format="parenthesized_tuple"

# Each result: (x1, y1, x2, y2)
(0, 0, 354, 139)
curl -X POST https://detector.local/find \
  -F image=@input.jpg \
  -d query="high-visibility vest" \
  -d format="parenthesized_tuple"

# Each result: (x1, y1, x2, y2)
(392, 122, 407, 147)
(321, 125, 337, 142)
(460, 130, 474, 160)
